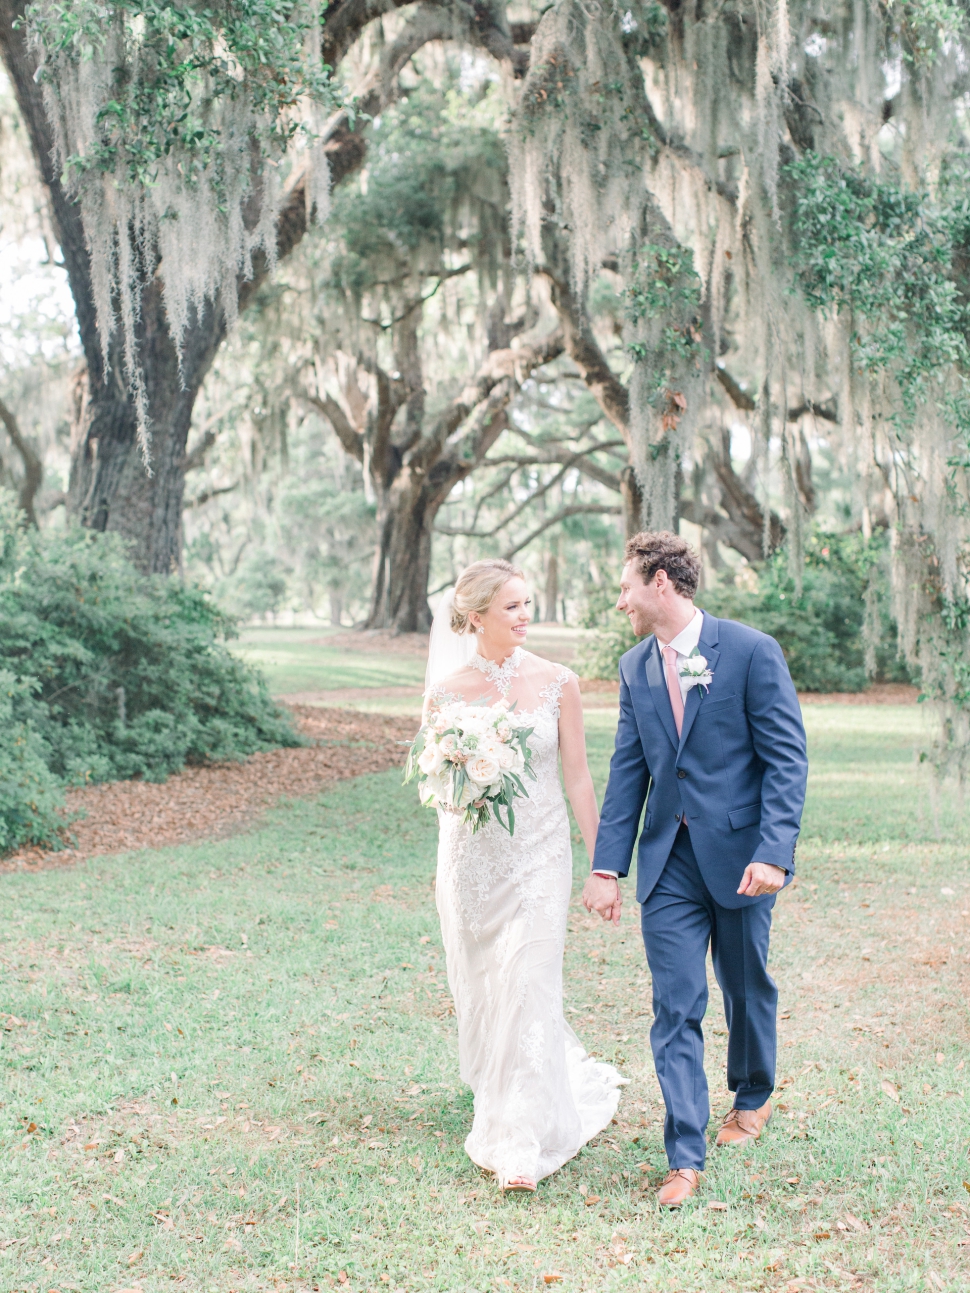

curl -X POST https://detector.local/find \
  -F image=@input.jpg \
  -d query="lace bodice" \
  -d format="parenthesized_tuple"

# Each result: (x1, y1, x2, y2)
(427, 647, 573, 719)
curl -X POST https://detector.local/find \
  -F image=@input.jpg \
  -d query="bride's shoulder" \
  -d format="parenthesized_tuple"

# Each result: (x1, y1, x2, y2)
(425, 660, 479, 702)
(523, 650, 576, 679)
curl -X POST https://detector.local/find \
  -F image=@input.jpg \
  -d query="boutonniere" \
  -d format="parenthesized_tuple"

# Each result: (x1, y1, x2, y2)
(679, 648, 714, 693)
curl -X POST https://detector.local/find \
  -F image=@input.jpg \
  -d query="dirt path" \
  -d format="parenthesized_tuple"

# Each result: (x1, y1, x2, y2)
(2, 707, 417, 873)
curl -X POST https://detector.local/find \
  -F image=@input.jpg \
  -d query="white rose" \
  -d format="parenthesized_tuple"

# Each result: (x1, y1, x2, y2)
(497, 745, 516, 770)
(438, 733, 457, 757)
(682, 653, 708, 674)
(418, 743, 445, 776)
(495, 721, 511, 741)
(466, 754, 501, 787)
(419, 772, 446, 806)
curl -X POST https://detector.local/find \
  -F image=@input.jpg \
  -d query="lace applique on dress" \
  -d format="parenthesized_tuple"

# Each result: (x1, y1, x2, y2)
(468, 646, 524, 697)
(538, 669, 573, 717)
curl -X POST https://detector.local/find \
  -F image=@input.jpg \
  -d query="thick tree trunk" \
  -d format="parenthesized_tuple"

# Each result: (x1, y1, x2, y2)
(68, 291, 225, 573)
(0, 0, 359, 573)
(367, 475, 438, 633)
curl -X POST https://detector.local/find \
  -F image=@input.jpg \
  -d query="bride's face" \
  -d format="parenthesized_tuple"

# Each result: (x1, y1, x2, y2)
(473, 577, 532, 652)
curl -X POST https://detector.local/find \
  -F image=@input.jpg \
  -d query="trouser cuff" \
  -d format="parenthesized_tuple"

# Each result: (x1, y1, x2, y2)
(732, 1088, 772, 1111)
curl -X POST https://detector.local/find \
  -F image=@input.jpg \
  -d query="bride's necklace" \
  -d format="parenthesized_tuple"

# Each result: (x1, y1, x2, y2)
(470, 646, 524, 697)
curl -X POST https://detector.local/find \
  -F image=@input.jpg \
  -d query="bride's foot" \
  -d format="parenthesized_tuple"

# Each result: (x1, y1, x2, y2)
(500, 1175, 537, 1193)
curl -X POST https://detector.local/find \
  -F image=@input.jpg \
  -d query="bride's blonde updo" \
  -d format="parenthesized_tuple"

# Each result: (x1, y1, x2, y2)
(450, 559, 524, 635)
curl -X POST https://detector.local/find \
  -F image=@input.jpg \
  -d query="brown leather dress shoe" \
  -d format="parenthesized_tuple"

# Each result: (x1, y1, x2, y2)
(715, 1100, 772, 1147)
(656, 1168, 700, 1208)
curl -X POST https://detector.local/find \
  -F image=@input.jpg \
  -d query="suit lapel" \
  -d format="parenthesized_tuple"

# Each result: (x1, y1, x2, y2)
(676, 612, 721, 755)
(643, 636, 680, 751)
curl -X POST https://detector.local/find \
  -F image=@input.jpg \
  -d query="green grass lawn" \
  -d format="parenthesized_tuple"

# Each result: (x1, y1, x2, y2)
(1, 703, 968, 1292)
(234, 628, 427, 695)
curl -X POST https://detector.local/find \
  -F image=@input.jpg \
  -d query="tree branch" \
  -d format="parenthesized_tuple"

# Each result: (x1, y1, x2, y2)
(483, 439, 626, 491)
(359, 265, 474, 330)
(0, 391, 42, 525)
(539, 267, 631, 443)
(301, 390, 365, 462)
(435, 461, 574, 537)
(715, 366, 756, 412)
(414, 329, 564, 471)
(716, 366, 837, 424)
(501, 504, 620, 560)
(185, 483, 239, 509)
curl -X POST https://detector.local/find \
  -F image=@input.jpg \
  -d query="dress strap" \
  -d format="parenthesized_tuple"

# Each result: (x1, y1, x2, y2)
(539, 669, 573, 717)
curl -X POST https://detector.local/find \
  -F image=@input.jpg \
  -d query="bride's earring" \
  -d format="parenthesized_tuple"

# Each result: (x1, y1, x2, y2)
(477, 627, 484, 634)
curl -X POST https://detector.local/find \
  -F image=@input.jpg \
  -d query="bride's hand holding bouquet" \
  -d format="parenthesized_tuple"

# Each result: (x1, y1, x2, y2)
(404, 698, 536, 834)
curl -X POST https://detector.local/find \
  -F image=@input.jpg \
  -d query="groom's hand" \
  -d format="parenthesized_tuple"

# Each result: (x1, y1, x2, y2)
(737, 862, 787, 897)
(582, 874, 622, 925)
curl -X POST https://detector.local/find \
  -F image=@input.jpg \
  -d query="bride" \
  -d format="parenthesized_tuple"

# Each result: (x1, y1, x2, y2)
(424, 558, 625, 1192)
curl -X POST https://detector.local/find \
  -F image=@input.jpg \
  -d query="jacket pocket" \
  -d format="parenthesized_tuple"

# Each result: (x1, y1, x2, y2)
(728, 802, 761, 830)
(703, 693, 740, 712)
(641, 811, 653, 832)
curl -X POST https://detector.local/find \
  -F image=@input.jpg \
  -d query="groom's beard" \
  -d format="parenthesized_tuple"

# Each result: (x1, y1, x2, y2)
(627, 611, 654, 638)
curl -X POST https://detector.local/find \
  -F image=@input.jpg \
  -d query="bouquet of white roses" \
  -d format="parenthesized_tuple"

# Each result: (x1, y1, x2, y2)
(404, 698, 536, 834)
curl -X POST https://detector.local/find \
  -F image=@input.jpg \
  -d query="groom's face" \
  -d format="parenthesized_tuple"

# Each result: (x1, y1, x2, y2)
(616, 561, 663, 637)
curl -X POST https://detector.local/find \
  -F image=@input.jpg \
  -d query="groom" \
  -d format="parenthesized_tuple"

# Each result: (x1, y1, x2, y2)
(584, 531, 807, 1207)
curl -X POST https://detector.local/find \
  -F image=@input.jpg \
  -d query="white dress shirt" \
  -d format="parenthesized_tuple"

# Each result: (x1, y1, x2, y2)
(591, 608, 705, 880)
(658, 607, 705, 702)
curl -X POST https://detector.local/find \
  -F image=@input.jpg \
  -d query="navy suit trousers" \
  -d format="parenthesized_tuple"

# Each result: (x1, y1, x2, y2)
(640, 824, 778, 1169)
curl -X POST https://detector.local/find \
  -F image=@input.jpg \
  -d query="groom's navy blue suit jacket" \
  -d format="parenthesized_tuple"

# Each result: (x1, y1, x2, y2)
(592, 611, 808, 909)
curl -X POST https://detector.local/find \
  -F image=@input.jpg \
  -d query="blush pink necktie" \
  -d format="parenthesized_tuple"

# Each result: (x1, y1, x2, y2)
(662, 645, 685, 738)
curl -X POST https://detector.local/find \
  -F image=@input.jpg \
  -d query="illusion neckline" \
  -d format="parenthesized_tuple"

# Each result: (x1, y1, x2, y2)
(469, 646, 525, 695)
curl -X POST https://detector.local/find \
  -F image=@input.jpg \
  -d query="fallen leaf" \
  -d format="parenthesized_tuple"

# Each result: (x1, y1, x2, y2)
(880, 1080, 899, 1101)
(25, 1123, 37, 1134)
(127, 1249, 144, 1265)
(844, 1213, 868, 1233)
(935, 1052, 945, 1064)
(543, 1275, 564, 1285)
(338, 1274, 348, 1286)
(114, 1148, 125, 1163)
(707, 1200, 729, 1211)
(584, 1195, 601, 1206)
(813, 1231, 831, 1240)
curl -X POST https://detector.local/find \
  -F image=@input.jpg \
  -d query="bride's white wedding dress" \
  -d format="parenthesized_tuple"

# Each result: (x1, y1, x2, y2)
(427, 646, 624, 1185)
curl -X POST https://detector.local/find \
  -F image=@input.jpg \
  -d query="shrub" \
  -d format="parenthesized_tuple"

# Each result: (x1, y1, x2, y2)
(575, 584, 637, 680)
(0, 670, 66, 853)
(0, 497, 301, 850)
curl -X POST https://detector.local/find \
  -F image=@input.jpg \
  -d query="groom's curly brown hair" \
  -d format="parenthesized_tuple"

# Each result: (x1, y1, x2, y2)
(625, 531, 701, 599)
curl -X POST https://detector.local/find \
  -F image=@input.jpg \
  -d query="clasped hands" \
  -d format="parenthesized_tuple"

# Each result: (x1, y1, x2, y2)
(582, 860, 786, 924)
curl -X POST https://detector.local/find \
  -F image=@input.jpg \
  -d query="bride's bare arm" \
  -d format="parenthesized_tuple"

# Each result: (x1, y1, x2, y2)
(558, 675, 599, 861)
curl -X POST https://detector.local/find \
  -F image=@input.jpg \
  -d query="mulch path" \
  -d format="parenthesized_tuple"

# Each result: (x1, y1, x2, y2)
(1, 707, 418, 874)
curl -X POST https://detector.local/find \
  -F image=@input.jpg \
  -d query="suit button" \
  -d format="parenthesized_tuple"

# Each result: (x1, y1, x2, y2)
(677, 768, 687, 779)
